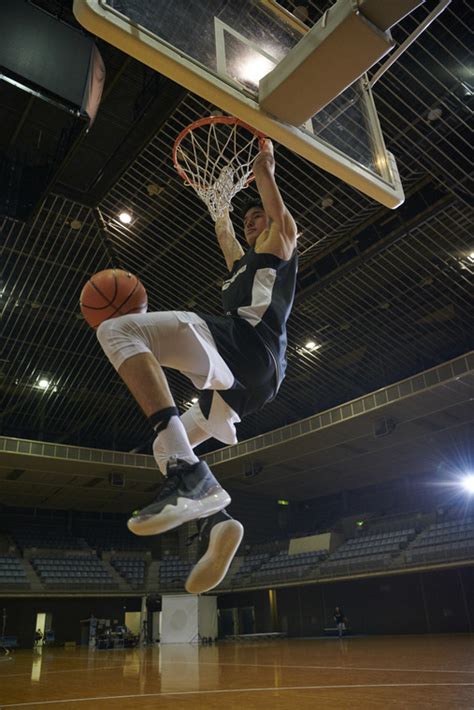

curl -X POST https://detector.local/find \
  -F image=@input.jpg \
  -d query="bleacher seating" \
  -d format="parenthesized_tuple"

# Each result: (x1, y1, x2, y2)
(3, 510, 473, 593)
(159, 557, 192, 589)
(406, 517, 474, 565)
(319, 528, 414, 576)
(251, 550, 328, 583)
(335, 529, 414, 555)
(232, 553, 270, 581)
(83, 527, 151, 552)
(0, 555, 29, 588)
(31, 555, 117, 589)
(111, 558, 147, 588)
(11, 527, 88, 551)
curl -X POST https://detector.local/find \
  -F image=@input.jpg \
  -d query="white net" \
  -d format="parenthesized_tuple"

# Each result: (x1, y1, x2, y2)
(174, 119, 264, 221)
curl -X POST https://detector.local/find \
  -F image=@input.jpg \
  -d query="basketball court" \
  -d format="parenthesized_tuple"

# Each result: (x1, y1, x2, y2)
(1, 2, 472, 710)
(2, 635, 474, 708)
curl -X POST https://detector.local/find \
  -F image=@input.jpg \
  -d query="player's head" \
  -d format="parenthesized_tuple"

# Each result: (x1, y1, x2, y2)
(241, 199, 269, 247)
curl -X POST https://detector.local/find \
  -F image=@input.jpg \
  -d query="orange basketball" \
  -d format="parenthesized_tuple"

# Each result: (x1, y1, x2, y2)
(80, 269, 148, 329)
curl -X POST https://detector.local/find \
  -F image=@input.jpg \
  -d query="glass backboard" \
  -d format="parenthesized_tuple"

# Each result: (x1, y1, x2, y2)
(73, 0, 404, 207)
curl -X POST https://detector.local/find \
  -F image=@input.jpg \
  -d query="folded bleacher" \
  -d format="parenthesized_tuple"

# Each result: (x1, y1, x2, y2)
(320, 528, 414, 576)
(31, 554, 117, 589)
(0, 555, 29, 588)
(111, 558, 147, 588)
(406, 517, 474, 565)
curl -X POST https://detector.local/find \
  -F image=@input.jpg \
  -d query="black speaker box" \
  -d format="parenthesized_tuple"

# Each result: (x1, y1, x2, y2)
(0, 0, 105, 220)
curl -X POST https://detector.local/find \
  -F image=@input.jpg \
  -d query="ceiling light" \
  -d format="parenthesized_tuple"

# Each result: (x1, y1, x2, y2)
(321, 196, 334, 209)
(468, 252, 474, 263)
(37, 378, 50, 390)
(118, 211, 133, 224)
(191, 397, 198, 404)
(146, 183, 164, 197)
(304, 340, 320, 351)
(461, 475, 474, 495)
(237, 53, 276, 87)
(427, 107, 443, 122)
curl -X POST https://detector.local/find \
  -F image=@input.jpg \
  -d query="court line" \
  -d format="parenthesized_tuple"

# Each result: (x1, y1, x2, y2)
(2, 659, 474, 678)
(50, 650, 474, 675)
(0, 664, 129, 678)
(170, 660, 474, 675)
(2, 682, 474, 707)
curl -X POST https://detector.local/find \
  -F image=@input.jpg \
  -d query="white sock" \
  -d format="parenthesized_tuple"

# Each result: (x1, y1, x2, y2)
(152, 415, 199, 475)
(180, 409, 211, 448)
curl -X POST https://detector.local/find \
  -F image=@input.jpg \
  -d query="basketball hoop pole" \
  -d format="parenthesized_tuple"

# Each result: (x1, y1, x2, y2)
(93, 207, 120, 269)
(369, 0, 451, 88)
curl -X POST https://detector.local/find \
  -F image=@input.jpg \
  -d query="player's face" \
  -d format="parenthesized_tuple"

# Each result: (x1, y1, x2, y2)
(243, 207, 268, 246)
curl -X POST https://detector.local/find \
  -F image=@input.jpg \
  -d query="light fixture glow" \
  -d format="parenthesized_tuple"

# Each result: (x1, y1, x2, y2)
(461, 475, 474, 494)
(191, 397, 199, 404)
(277, 499, 289, 506)
(305, 340, 320, 351)
(237, 54, 276, 87)
(118, 211, 133, 225)
(38, 379, 50, 390)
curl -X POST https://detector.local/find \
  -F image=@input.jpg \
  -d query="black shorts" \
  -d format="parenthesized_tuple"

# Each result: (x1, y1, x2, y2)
(196, 312, 279, 420)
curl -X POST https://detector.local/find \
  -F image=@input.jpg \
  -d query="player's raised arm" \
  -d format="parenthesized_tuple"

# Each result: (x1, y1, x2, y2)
(215, 208, 245, 272)
(252, 140, 298, 259)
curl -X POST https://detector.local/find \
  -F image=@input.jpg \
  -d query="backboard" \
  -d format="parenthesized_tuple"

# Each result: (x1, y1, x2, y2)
(73, 0, 405, 208)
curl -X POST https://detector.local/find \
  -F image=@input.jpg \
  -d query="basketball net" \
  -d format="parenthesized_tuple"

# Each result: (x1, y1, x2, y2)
(173, 116, 266, 222)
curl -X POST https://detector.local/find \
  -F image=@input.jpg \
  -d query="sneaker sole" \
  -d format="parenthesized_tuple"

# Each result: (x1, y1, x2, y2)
(127, 488, 231, 536)
(185, 519, 244, 594)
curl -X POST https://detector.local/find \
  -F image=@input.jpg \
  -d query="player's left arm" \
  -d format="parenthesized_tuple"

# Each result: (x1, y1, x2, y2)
(253, 140, 298, 260)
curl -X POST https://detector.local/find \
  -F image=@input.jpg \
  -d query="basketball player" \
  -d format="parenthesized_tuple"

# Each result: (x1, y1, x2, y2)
(97, 139, 298, 593)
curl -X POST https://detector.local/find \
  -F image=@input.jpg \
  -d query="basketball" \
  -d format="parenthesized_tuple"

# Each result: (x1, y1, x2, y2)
(80, 269, 148, 329)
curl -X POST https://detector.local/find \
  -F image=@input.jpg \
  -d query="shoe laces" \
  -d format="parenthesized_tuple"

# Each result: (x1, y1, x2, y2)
(155, 469, 180, 501)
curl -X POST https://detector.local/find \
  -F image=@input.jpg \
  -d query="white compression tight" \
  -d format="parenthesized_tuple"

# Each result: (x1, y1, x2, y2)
(96, 311, 239, 465)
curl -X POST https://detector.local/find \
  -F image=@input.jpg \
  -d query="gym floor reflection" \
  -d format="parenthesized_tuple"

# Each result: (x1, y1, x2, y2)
(2, 635, 474, 709)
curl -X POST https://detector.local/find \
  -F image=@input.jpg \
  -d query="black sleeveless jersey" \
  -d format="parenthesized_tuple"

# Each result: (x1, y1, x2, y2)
(221, 247, 298, 384)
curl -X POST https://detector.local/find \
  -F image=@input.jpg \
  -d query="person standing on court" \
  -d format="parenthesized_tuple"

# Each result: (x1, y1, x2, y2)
(97, 139, 298, 594)
(334, 606, 347, 637)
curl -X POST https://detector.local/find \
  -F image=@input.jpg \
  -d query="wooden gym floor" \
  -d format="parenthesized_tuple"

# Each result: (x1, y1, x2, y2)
(1, 635, 473, 709)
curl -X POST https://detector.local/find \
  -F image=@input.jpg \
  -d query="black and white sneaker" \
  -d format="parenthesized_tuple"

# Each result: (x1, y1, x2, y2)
(127, 458, 230, 536)
(185, 510, 244, 594)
